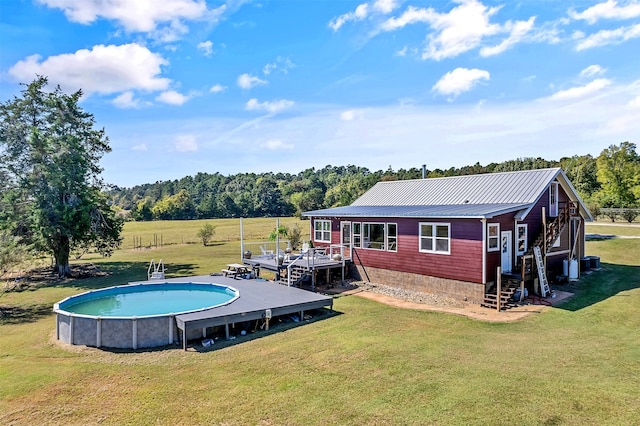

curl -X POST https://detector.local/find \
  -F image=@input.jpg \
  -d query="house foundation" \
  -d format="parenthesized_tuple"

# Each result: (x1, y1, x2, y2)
(350, 264, 486, 304)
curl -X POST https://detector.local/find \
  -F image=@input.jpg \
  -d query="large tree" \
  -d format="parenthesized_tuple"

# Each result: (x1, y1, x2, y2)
(595, 142, 640, 208)
(0, 76, 123, 277)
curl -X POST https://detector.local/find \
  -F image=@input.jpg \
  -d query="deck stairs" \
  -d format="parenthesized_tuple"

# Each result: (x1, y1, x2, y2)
(481, 278, 520, 310)
(278, 264, 311, 287)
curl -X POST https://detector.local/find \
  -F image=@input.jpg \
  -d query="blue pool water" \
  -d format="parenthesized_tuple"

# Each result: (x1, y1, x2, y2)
(57, 282, 238, 317)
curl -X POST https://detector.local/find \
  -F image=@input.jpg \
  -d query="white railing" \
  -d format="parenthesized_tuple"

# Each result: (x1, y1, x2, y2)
(243, 241, 291, 259)
(285, 245, 348, 286)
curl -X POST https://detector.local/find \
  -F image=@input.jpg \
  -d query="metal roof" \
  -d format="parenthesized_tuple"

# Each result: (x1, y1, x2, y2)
(351, 168, 561, 206)
(303, 168, 593, 220)
(303, 203, 530, 219)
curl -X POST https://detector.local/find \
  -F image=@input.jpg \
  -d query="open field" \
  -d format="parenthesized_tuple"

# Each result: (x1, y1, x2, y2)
(586, 222, 640, 237)
(1, 219, 639, 425)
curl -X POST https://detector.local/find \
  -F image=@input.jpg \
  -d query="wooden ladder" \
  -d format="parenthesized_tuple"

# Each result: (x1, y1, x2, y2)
(533, 246, 551, 297)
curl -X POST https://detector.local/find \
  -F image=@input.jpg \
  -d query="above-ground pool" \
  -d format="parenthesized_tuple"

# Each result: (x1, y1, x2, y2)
(54, 282, 239, 349)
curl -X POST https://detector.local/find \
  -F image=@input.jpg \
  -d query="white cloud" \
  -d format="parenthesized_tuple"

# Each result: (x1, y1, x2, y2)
(174, 134, 198, 152)
(36, 0, 226, 40)
(341, 109, 365, 120)
(432, 68, 490, 97)
(197, 40, 213, 56)
(580, 64, 606, 78)
(263, 63, 276, 75)
(547, 78, 612, 101)
(156, 90, 190, 105)
(112, 91, 141, 109)
(263, 56, 296, 76)
(382, 1, 503, 60)
(245, 98, 294, 114)
(132, 143, 148, 151)
(627, 95, 640, 108)
(480, 16, 535, 57)
(569, 0, 640, 24)
(575, 22, 640, 50)
(373, 0, 397, 14)
(209, 84, 226, 93)
(260, 139, 294, 150)
(8, 43, 170, 96)
(328, 0, 397, 31)
(237, 73, 267, 89)
(379, 1, 539, 60)
(329, 3, 369, 31)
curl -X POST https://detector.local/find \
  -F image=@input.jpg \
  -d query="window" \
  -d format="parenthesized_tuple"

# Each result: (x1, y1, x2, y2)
(552, 235, 560, 248)
(314, 220, 331, 243)
(386, 223, 397, 252)
(517, 224, 527, 255)
(353, 222, 362, 248)
(363, 223, 385, 250)
(487, 223, 500, 252)
(419, 223, 450, 254)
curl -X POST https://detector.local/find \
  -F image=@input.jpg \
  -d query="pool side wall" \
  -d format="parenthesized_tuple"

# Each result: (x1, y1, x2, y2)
(56, 313, 178, 349)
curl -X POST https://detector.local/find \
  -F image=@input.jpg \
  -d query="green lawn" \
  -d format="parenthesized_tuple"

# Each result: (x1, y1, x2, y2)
(1, 219, 639, 425)
(586, 222, 640, 237)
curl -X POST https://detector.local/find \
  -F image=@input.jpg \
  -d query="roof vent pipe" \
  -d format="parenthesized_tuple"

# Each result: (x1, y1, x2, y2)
(422, 164, 426, 179)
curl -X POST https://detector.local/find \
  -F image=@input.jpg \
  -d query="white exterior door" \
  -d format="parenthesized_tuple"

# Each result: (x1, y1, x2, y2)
(341, 221, 352, 259)
(501, 231, 512, 273)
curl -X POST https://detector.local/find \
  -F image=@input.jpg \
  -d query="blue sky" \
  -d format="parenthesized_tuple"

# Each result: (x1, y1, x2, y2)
(1, 0, 639, 187)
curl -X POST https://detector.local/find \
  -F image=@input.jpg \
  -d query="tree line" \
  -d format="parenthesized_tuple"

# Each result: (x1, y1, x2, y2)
(110, 142, 640, 222)
(2, 76, 639, 279)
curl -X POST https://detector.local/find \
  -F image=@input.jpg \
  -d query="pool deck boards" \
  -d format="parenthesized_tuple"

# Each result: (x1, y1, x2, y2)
(139, 275, 334, 350)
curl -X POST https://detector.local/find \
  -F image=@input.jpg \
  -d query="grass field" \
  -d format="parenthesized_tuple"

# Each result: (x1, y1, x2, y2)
(1, 218, 639, 425)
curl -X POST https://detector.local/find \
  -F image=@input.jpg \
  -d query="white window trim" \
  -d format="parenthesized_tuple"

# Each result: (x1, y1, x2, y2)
(386, 223, 397, 252)
(352, 222, 362, 249)
(419, 222, 451, 255)
(487, 223, 500, 252)
(362, 222, 386, 250)
(516, 224, 527, 256)
(314, 220, 331, 243)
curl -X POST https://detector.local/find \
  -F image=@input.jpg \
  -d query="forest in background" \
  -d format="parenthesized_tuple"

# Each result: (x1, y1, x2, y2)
(109, 142, 640, 221)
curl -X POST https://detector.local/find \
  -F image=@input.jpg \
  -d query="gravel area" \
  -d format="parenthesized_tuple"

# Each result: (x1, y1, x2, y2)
(351, 280, 468, 308)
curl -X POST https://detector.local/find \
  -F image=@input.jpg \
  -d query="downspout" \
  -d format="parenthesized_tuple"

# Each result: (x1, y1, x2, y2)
(481, 218, 487, 284)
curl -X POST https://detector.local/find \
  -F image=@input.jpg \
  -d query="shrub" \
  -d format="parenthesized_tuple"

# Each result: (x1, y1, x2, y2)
(197, 224, 216, 246)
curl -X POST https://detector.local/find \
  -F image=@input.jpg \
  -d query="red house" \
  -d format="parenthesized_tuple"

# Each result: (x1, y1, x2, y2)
(303, 168, 593, 304)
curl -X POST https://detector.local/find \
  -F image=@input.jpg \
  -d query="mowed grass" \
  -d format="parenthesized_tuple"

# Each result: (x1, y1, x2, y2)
(1, 219, 639, 425)
(586, 222, 640, 237)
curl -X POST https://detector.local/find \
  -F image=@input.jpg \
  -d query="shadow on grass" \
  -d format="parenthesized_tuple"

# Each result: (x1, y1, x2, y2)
(554, 262, 640, 312)
(0, 303, 52, 325)
(5, 261, 201, 293)
(189, 308, 343, 353)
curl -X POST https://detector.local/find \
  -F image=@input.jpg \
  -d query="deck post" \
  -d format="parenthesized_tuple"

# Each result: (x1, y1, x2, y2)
(496, 267, 501, 312)
(225, 322, 230, 340)
(182, 328, 187, 351)
(240, 217, 244, 261)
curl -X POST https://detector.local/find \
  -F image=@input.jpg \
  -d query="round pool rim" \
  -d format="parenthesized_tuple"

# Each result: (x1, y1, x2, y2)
(54, 281, 240, 320)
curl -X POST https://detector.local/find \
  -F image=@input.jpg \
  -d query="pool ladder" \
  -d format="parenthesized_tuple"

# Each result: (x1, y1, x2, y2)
(148, 259, 165, 280)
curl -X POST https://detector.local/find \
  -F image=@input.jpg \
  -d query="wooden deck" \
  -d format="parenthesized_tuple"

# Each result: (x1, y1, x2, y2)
(166, 275, 334, 350)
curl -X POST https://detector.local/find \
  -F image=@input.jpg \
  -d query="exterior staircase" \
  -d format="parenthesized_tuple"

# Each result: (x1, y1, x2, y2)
(481, 278, 520, 310)
(482, 201, 576, 309)
(278, 264, 310, 287)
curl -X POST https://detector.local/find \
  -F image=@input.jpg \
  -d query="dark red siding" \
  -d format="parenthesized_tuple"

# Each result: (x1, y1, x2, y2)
(311, 216, 485, 284)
